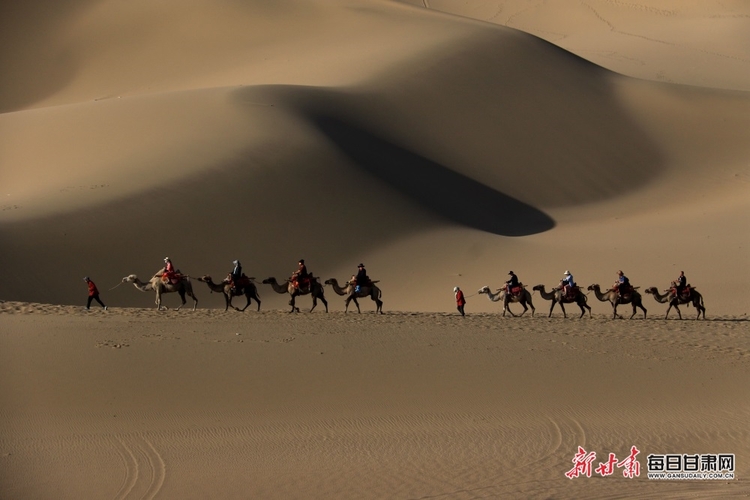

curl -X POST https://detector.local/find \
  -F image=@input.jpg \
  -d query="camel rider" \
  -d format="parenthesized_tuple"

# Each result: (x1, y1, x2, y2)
(506, 271, 520, 295)
(229, 259, 242, 292)
(561, 270, 575, 295)
(292, 259, 309, 290)
(163, 257, 177, 283)
(672, 271, 687, 297)
(355, 263, 369, 293)
(613, 270, 630, 295)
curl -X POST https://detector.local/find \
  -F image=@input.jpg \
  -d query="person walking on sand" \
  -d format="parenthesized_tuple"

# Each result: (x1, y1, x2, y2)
(454, 286, 466, 316)
(84, 277, 107, 310)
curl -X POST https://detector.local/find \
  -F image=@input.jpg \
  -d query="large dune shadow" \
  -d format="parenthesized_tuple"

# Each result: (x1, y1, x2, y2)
(310, 116, 554, 236)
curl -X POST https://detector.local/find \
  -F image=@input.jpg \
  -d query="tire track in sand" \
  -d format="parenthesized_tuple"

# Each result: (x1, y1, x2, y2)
(113, 435, 166, 500)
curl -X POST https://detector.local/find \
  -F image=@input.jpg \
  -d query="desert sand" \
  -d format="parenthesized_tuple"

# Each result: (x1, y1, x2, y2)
(1, 0, 749, 498)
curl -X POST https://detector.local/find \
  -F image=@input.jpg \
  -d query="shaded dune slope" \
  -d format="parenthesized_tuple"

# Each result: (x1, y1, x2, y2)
(0, 2, 748, 309)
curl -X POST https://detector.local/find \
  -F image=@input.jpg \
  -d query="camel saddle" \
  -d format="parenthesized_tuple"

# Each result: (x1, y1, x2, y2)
(509, 285, 524, 297)
(227, 273, 253, 292)
(563, 286, 579, 300)
(615, 285, 634, 299)
(670, 285, 691, 299)
(160, 272, 183, 285)
(292, 274, 315, 291)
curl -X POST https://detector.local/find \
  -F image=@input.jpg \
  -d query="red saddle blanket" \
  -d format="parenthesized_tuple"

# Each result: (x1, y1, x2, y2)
(161, 272, 182, 284)
(509, 286, 523, 296)
(292, 277, 312, 290)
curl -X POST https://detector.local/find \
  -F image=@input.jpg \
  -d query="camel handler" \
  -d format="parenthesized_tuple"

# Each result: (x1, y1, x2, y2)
(83, 277, 107, 311)
(454, 286, 466, 317)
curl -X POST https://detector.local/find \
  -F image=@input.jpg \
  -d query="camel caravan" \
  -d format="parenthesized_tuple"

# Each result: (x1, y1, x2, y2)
(477, 270, 706, 320)
(120, 259, 704, 320)
(122, 258, 384, 314)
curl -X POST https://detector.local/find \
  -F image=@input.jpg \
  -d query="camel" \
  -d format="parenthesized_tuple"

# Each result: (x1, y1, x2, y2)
(478, 285, 535, 317)
(196, 275, 261, 312)
(122, 274, 198, 311)
(587, 284, 646, 319)
(262, 276, 328, 313)
(324, 278, 383, 314)
(645, 287, 705, 320)
(532, 284, 591, 319)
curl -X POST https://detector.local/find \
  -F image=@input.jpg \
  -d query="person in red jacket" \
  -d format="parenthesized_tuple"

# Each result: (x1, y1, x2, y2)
(162, 257, 178, 284)
(454, 286, 466, 316)
(84, 277, 107, 310)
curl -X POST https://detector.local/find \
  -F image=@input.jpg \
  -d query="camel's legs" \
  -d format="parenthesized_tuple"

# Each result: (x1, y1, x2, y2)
(630, 302, 646, 319)
(176, 290, 188, 311)
(558, 302, 567, 318)
(238, 295, 251, 312)
(289, 293, 299, 313)
(578, 299, 591, 318)
(320, 293, 328, 313)
(518, 302, 529, 317)
(547, 301, 557, 318)
(666, 302, 681, 319)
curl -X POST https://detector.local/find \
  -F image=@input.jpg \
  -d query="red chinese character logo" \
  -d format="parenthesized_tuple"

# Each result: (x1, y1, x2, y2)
(617, 446, 641, 478)
(595, 452, 618, 477)
(566, 446, 597, 479)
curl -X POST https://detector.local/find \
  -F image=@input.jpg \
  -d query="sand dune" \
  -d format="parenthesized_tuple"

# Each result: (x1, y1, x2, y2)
(1, 0, 748, 315)
(1, 1, 749, 497)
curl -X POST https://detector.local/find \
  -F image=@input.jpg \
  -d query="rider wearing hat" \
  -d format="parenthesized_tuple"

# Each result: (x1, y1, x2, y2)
(163, 257, 177, 283)
(561, 270, 575, 295)
(454, 286, 466, 316)
(355, 263, 369, 292)
(228, 259, 243, 292)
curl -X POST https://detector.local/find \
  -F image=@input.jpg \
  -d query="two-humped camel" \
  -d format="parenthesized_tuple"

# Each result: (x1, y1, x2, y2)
(587, 284, 646, 319)
(196, 275, 261, 312)
(122, 273, 198, 311)
(478, 285, 535, 317)
(262, 277, 328, 313)
(324, 278, 383, 314)
(532, 284, 591, 318)
(645, 287, 705, 320)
